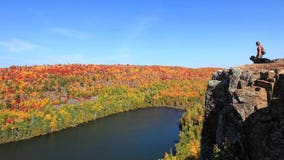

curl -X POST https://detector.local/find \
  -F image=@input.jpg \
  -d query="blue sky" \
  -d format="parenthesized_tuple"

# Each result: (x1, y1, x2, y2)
(0, 0, 283, 68)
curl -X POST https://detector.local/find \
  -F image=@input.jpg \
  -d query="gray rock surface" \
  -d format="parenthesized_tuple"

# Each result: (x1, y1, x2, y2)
(200, 66, 284, 160)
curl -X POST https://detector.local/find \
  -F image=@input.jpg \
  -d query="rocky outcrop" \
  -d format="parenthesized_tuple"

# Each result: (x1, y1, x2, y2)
(200, 60, 284, 160)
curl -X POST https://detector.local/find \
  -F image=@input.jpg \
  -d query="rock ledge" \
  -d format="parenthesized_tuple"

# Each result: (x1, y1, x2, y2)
(200, 59, 284, 160)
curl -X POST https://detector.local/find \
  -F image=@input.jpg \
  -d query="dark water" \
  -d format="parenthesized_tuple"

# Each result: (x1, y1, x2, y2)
(0, 107, 183, 160)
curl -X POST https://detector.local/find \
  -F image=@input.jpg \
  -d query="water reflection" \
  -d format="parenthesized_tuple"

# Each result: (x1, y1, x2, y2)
(0, 107, 183, 160)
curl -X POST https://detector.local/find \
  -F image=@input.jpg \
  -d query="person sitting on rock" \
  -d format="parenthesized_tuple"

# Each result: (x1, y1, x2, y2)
(256, 41, 266, 58)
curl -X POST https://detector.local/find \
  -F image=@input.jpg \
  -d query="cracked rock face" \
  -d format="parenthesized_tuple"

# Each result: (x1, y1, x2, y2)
(243, 109, 284, 160)
(200, 63, 284, 160)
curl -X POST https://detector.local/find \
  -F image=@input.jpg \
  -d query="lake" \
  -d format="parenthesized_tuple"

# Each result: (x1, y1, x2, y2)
(0, 107, 183, 160)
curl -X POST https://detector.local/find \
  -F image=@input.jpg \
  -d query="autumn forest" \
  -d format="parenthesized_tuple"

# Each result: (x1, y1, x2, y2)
(0, 64, 219, 159)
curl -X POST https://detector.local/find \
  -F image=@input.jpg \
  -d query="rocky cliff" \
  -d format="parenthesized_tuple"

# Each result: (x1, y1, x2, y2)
(200, 59, 284, 160)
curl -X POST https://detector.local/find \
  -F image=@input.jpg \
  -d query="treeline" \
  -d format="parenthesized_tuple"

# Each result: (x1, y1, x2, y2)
(0, 64, 220, 159)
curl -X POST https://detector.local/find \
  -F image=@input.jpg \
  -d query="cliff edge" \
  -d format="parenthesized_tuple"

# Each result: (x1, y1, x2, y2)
(200, 59, 284, 160)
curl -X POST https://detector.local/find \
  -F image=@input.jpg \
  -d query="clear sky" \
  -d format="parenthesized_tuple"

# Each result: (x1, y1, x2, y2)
(0, 0, 283, 68)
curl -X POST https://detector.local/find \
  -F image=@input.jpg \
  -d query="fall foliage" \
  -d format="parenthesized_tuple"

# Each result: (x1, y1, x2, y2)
(0, 64, 220, 159)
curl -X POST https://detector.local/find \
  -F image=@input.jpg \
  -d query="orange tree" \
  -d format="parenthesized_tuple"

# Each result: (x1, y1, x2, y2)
(0, 64, 220, 159)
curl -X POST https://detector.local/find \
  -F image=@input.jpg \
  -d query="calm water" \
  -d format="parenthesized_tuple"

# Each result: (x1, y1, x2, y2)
(0, 107, 183, 160)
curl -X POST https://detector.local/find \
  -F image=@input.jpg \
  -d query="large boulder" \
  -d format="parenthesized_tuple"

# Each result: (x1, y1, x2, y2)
(200, 63, 284, 160)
